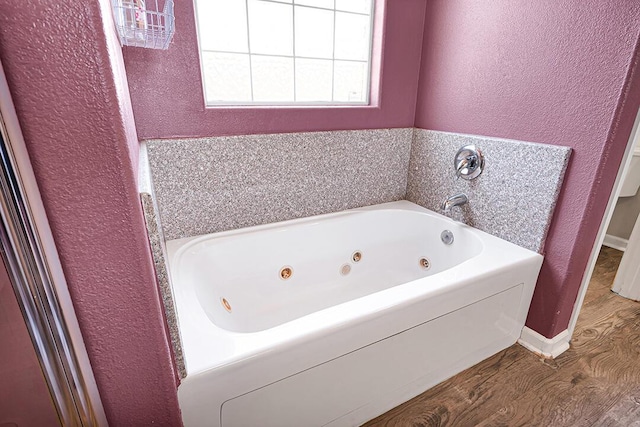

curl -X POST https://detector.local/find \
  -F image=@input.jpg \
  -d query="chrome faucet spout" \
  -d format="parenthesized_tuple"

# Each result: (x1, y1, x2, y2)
(441, 193, 468, 214)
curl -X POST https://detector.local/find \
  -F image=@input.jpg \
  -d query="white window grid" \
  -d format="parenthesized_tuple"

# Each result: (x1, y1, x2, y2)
(196, 0, 375, 106)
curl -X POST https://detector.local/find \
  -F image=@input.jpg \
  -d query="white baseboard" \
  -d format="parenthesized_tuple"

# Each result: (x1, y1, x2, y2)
(518, 327, 570, 359)
(602, 234, 628, 252)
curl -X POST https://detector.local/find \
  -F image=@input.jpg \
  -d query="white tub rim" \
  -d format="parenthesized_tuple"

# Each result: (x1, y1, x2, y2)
(166, 201, 540, 376)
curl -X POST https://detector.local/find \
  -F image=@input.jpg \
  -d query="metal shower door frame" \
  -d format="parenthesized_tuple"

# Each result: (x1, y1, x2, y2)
(0, 61, 107, 426)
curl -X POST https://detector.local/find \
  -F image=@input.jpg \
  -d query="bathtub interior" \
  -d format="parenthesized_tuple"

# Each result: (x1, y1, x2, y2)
(170, 203, 483, 333)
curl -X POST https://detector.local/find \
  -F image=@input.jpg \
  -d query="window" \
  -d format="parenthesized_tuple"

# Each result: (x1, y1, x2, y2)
(194, 0, 374, 106)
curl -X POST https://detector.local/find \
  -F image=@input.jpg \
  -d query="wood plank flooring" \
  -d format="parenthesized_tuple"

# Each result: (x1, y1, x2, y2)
(363, 247, 640, 427)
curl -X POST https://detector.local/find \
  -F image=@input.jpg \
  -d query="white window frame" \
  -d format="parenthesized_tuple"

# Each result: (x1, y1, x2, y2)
(194, 0, 376, 107)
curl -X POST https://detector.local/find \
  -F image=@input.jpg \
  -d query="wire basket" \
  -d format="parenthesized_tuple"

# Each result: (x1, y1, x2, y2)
(112, 0, 175, 50)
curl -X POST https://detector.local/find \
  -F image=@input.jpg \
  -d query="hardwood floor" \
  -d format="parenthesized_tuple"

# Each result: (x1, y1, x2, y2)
(363, 247, 640, 427)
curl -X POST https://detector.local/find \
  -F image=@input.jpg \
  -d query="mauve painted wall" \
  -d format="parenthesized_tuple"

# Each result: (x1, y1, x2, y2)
(123, 0, 426, 139)
(415, 0, 640, 338)
(0, 0, 182, 424)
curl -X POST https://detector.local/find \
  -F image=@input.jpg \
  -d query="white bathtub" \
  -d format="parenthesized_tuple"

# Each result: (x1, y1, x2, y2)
(166, 201, 543, 427)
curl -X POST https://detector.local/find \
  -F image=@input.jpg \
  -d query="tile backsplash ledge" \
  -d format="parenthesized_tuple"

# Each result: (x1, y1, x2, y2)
(138, 143, 186, 378)
(406, 129, 571, 253)
(145, 128, 570, 253)
(146, 128, 413, 240)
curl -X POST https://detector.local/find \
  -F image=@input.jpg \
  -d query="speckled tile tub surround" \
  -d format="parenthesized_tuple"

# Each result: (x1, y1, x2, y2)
(407, 129, 571, 253)
(146, 128, 413, 240)
(139, 144, 186, 379)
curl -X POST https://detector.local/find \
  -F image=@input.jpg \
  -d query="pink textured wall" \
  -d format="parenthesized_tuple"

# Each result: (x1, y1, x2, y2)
(415, 0, 640, 337)
(0, 0, 182, 424)
(123, 0, 426, 139)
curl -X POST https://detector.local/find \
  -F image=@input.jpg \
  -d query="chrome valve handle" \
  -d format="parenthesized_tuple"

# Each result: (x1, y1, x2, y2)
(454, 145, 484, 180)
